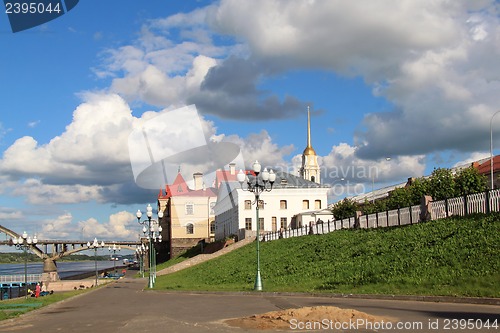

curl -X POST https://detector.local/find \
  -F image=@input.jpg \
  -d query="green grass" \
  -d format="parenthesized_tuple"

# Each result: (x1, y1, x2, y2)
(154, 213, 500, 297)
(0, 289, 90, 321)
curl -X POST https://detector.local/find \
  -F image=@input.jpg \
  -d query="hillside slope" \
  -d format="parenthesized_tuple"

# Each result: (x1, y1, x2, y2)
(155, 213, 500, 297)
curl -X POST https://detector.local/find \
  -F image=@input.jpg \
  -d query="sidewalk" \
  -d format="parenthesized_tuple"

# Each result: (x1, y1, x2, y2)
(0, 275, 497, 333)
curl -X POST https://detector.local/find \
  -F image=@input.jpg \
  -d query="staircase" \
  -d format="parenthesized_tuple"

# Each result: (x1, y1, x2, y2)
(157, 237, 255, 276)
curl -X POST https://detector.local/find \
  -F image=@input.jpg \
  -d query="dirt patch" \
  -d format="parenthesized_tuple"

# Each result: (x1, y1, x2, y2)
(224, 306, 394, 330)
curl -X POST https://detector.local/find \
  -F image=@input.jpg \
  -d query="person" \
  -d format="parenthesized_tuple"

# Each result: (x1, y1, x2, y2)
(35, 283, 41, 298)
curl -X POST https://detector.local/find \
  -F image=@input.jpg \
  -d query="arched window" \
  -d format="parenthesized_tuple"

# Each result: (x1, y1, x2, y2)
(186, 223, 194, 234)
(311, 176, 315, 182)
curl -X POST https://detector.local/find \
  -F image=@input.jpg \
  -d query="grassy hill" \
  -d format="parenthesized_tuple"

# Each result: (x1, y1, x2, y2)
(155, 213, 499, 297)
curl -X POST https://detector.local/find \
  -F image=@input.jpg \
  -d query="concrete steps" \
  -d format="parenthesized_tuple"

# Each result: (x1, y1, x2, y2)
(157, 237, 255, 276)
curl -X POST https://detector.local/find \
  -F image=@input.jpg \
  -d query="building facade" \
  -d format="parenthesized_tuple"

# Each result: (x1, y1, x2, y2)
(214, 171, 330, 240)
(158, 172, 217, 258)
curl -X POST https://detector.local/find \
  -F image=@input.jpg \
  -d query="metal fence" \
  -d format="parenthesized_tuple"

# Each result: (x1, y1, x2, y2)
(0, 274, 42, 284)
(263, 188, 500, 242)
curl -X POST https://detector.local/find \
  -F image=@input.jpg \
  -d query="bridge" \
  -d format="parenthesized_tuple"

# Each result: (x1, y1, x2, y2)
(0, 225, 141, 282)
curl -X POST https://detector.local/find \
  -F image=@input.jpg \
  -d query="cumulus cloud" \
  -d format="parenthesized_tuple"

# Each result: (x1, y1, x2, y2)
(79, 211, 137, 240)
(204, 0, 500, 155)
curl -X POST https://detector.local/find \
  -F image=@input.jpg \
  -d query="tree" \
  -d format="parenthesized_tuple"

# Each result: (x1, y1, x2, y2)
(454, 166, 488, 195)
(428, 168, 457, 200)
(331, 198, 358, 220)
(386, 187, 413, 210)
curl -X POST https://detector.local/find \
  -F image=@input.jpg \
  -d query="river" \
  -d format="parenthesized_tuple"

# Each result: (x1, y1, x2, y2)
(0, 261, 121, 279)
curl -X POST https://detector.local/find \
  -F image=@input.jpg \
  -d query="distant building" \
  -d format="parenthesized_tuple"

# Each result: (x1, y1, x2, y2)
(299, 106, 321, 184)
(158, 172, 217, 258)
(214, 171, 330, 240)
(473, 155, 500, 189)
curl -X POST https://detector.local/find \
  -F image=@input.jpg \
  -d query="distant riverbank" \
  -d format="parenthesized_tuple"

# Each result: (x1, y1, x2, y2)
(0, 261, 120, 279)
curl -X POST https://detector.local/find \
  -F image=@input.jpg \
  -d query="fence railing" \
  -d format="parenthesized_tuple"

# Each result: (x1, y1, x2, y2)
(0, 274, 42, 284)
(263, 188, 500, 242)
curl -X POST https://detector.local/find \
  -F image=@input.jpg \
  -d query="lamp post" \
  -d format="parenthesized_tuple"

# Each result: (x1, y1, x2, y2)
(11, 232, 37, 298)
(136, 204, 163, 288)
(135, 244, 146, 278)
(108, 244, 121, 272)
(237, 161, 276, 291)
(87, 238, 105, 287)
(490, 110, 500, 190)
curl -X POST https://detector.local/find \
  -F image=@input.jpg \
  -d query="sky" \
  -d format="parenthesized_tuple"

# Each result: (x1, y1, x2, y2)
(0, 0, 499, 243)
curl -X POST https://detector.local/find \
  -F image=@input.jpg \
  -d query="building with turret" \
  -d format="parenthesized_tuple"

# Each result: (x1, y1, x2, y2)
(300, 106, 321, 184)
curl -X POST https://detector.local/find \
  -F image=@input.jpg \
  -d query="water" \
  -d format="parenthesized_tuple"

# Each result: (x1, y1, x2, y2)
(0, 261, 120, 279)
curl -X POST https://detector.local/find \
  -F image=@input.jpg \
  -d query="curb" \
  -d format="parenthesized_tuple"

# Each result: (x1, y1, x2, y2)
(152, 290, 500, 306)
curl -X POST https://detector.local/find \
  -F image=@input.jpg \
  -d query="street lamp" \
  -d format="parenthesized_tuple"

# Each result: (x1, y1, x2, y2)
(237, 161, 276, 291)
(87, 238, 105, 287)
(108, 244, 121, 272)
(135, 244, 146, 278)
(490, 110, 500, 190)
(11, 232, 37, 298)
(136, 204, 163, 288)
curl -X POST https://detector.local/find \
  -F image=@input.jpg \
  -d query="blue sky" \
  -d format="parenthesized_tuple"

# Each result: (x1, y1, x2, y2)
(0, 0, 499, 242)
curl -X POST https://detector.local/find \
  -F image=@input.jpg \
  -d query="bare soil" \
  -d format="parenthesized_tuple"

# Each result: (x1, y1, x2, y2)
(224, 305, 394, 330)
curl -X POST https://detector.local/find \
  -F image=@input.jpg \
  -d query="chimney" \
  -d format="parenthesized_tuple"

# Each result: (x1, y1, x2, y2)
(193, 173, 203, 191)
(229, 163, 236, 175)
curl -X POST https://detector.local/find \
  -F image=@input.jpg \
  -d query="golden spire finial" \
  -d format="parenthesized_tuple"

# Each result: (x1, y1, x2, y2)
(303, 106, 316, 156)
(307, 106, 311, 148)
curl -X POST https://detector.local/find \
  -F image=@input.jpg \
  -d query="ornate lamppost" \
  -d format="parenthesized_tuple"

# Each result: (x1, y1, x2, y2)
(87, 238, 105, 287)
(11, 232, 37, 298)
(135, 243, 146, 278)
(136, 204, 163, 288)
(108, 244, 121, 272)
(237, 161, 276, 291)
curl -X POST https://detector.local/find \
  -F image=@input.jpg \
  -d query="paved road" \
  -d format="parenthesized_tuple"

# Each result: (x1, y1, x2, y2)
(0, 275, 498, 333)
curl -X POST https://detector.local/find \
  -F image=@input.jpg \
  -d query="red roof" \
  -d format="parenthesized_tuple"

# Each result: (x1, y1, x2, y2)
(474, 155, 500, 175)
(158, 172, 217, 199)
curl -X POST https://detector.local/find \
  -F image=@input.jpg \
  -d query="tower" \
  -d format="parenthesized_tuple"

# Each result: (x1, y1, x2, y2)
(300, 106, 321, 184)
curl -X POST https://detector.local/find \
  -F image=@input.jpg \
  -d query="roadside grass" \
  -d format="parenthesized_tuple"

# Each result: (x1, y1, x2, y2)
(0, 289, 90, 321)
(154, 213, 499, 297)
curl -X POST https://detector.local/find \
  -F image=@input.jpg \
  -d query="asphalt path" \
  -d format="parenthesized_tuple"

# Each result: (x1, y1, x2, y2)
(0, 275, 498, 333)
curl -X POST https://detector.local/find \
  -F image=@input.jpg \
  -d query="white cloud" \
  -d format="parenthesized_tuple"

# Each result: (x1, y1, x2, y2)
(38, 213, 73, 239)
(79, 211, 136, 240)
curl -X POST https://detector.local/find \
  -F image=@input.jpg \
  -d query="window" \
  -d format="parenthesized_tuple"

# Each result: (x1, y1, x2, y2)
(244, 200, 252, 210)
(280, 217, 287, 229)
(311, 176, 315, 182)
(210, 221, 216, 234)
(177, 184, 183, 192)
(186, 203, 194, 215)
(245, 218, 252, 230)
(258, 218, 264, 230)
(280, 200, 287, 209)
(257, 200, 264, 209)
(186, 223, 194, 234)
(302, 200, 309, 209)
(272, 217, 277, 231)
(315, 200, 322, 209)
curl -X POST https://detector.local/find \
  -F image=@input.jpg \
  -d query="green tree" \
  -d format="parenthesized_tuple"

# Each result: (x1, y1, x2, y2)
(454, 166, 488, 195)
(409, 177, 430, 204)
(331, 198, 358, 219)
(387, 187, 413, 209)
(428, 168, 457, 200)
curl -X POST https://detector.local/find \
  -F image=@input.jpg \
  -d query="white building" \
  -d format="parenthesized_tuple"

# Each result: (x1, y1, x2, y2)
(214, 171, 330, 240)
(214, 106, 330, 240)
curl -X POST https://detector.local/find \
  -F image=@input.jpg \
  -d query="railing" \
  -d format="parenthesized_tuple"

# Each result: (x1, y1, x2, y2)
(263, 188, 500, 242)
(0, 274, 42, 284)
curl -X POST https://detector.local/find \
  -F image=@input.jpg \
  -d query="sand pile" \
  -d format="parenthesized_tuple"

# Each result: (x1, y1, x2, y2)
(225, 305, 394, 330)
